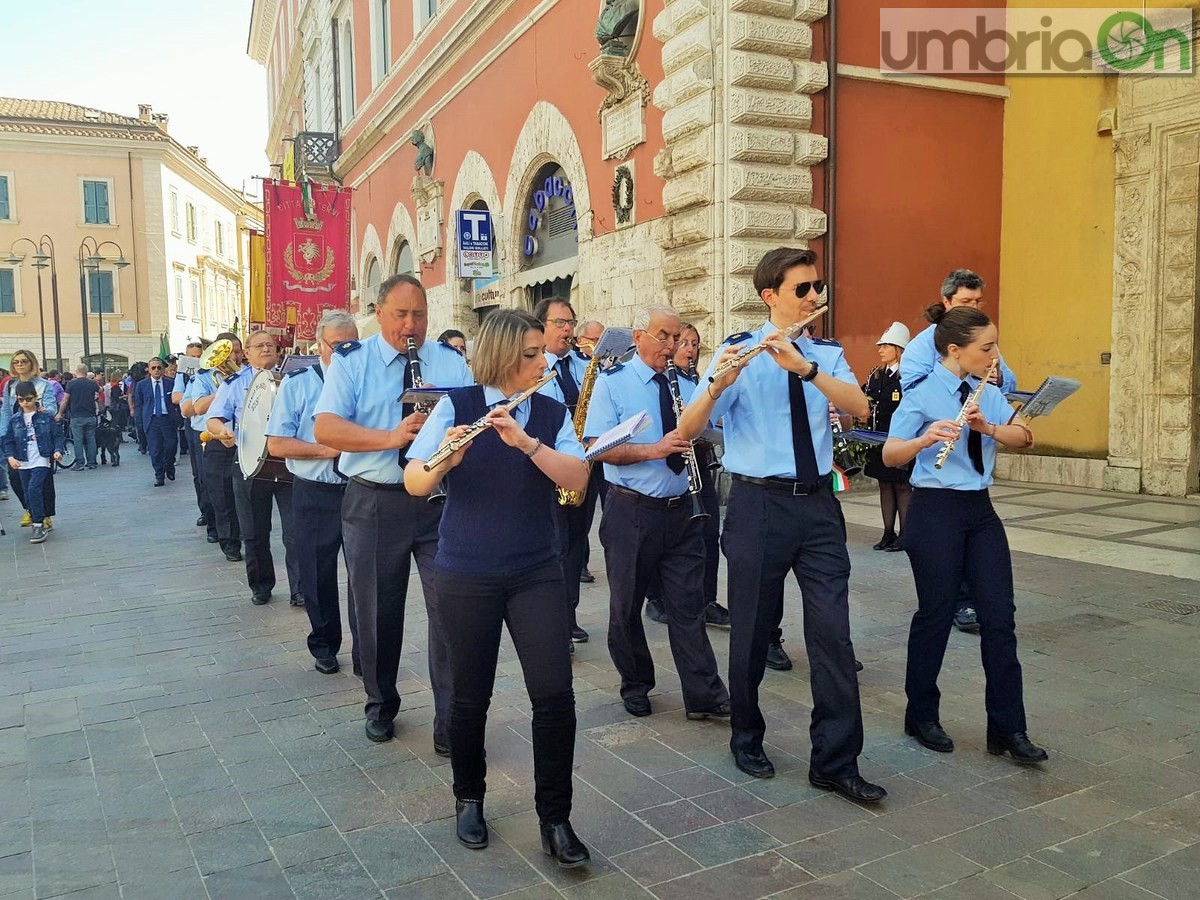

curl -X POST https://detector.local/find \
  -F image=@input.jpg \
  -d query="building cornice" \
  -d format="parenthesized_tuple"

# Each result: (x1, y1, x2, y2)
(247, 0, 279, 64)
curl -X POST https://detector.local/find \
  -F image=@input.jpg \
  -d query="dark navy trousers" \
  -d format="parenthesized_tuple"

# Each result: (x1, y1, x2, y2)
(146, 416, 178, 480)
(903, 488, 1026, 735)
(291, 477, 359, 671)
(722, 479, 864, 779)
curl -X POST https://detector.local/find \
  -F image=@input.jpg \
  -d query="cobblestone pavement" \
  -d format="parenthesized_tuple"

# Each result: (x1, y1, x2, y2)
(2, 452, 1199, 899)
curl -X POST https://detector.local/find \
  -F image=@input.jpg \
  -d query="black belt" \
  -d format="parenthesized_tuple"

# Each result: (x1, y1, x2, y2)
(608, 484, 688, 509)
(350, 475, 409, 492)
(295, 476, 347, 492)
(732, 472, 832, 496)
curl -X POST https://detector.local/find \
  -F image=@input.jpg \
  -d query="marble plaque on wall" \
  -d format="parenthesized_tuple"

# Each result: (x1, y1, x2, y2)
(602, 97, 646, 160)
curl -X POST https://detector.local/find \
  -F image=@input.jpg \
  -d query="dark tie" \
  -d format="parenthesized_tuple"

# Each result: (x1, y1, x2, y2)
(788, 349, 820, 483)
(154, 381, 163, 417)
(398, 356, 415, 466)
(957, 381, 985, 475)
(556, 357, 580, 409)
(652, 373, 685, 474)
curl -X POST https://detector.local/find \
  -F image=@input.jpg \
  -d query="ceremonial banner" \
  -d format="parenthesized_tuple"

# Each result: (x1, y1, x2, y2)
(248, 230, 266, 324)
(263, 179, 351, 341)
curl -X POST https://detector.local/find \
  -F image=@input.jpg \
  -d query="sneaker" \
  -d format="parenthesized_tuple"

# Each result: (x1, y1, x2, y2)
(953, 606, 980, 634)
(42, 518, 53, 532)
(704, 602, 731, 628)
(20, 511, 31, 527)
(644, 598, 668, 625)
(765, 641, 793, 671)
(29, 524, 47, 544)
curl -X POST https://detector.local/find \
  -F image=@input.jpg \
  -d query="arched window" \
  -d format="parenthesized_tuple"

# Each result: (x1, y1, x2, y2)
(340, 19, 355, 120)
(364, 256, 381, 304)
(391, 240, 414, 276)
(372, 0, 390, 86)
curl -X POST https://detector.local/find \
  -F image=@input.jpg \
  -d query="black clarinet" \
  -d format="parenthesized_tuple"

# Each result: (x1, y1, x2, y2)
(404, 337, 447, 503)
(665, 362, 709, 522)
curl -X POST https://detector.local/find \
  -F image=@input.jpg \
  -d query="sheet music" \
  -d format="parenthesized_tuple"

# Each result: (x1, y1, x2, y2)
(585, 411, 652, 462)
(593, 327, 634, 360)
(398, 387, 451, 405)
(1018, 376, 1082, 419)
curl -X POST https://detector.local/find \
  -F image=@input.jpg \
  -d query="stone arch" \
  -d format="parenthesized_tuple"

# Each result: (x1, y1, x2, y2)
(384, 201, 417, 275)
(359, 222, 384, 306)
(443, 152, 504, 330)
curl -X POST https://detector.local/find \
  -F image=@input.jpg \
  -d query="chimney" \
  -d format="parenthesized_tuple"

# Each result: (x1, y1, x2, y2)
(138, 103, 152, 123)
(151, 112, 169, 132)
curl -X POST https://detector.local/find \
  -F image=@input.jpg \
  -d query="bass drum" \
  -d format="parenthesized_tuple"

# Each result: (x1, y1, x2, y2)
(238, 369, 292, 482)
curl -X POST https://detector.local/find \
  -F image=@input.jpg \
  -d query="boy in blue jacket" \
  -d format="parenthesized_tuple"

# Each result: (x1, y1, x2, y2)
(3, 381, 64, 543)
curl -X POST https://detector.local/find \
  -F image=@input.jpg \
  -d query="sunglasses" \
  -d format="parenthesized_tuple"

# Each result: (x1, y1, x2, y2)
(148, 365, 162, 371)
(788, 280, 825, 298)
(17, 396, 38, 403)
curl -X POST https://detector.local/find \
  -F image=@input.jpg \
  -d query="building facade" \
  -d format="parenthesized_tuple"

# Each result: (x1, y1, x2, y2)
(0, 99, 262, 373)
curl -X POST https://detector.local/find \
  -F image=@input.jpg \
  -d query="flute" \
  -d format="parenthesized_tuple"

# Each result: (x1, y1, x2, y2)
(422, 371, 557, 471)
(708, 305, 829, 383)
(934, 359, 998, 470)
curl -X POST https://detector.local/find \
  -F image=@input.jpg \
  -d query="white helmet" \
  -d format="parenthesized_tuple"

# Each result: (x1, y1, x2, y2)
(877, 322, 910, 349)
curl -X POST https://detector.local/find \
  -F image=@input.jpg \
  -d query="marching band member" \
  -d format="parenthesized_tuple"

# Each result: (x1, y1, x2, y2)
(534, 298, 595, 643)
(645, 323, 730, 629)
(314, 274, 472, 750)
(678, 247, 887, 803)
(863, 322, 912, 552)
(190, 333, 244, 560)
(585, 305, 729, 721)
(267, 310, 361, 676)
(404, 308, 591, 867)
(206, 331, 298, 606)
(173, 342, 211, 537)
(901, 270, 1014, 633)
(882, 306, 1046, 765)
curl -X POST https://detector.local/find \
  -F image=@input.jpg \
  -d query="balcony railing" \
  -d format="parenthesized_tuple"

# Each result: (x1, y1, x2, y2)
(295, 132, 340, 175)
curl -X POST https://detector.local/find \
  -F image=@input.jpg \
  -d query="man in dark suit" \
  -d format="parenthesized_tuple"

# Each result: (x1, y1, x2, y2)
(135, 357, 182, 487)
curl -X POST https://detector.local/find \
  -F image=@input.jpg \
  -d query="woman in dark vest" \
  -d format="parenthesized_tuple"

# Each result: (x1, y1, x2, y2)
(862, 322, 913, 551)
(405, 309, 592, 867)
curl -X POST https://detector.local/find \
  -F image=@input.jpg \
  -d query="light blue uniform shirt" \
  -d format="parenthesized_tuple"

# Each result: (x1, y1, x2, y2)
(172, 372, 189, 398)
(207, 365, 257, 435)
(407, 387, 585, 464)
(583, 356, 694, 498)
(900, 322, 1017, 393)
(265, 364, 343, 484)
(537, 349, 588, 406)
(182, 371, 219, 432)
(888, 362, 1015, 490)
(315, 334, 473, 484)
(702, 321, 859, 479)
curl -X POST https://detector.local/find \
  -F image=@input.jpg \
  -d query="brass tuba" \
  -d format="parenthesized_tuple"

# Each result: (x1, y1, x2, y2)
(198, 339, 243, 389)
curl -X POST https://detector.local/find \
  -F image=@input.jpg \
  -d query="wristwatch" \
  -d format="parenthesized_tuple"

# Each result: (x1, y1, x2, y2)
(800, 360, 820, 382)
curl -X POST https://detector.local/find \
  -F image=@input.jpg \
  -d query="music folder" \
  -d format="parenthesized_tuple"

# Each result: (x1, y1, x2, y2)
(398, 387, 451, 405)
(585, 411, 652, 462)
(1005, 376, 1082, 419)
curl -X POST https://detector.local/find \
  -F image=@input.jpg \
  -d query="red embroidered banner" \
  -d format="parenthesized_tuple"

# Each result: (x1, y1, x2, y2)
(263, 179, 351, 341)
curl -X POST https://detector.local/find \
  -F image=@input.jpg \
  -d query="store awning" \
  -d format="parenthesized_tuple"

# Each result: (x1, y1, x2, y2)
(514, 256, 577, 289)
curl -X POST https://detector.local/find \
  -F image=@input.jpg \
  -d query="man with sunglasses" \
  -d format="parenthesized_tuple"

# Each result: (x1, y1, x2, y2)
(207, 331, 299, 607)
(534, 297, 596, 645)
(678, 247, 887, 804)
(134, 358, 183, 487)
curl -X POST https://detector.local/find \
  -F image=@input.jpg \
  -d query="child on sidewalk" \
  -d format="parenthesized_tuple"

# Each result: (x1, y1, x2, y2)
(2, 381, 64, 544)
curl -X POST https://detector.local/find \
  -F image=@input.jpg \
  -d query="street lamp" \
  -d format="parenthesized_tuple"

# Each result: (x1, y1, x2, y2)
(78, 237, 130, 376)
(7, 235, 63, 369)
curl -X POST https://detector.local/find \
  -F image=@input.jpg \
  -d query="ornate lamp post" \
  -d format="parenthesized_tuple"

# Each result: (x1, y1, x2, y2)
(6, 235, 63, 368)
(78, 237, 130, 374)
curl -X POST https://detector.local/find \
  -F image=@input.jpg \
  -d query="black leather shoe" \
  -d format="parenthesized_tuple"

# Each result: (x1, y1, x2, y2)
(873, 533, 896, 551)
(251, 591, 270, 606)
(365, 719, 394, 743)
(570, 625, 589, 643)
(808, 770, 888, 803)
(686, 701, 731, 721)
(644, 598, 668, 625)
(855, 659, 864, 672)
(540, 822, 590, 868)
(623, 696, 651, 718)
(704, 602, 731, 628)
(734, 749, 775, 779)
(289, 593, 306, 608)
(314, 657, 339, 675)
(434, 741, 451, 758)
(988, 731, 1048, 764)
(765, 641, 792, 671)
(456, 799, 488, 849)
(154, 478, 165, 487)
(195, 516, 207, 527)
(224, 549, 243, 562)
(579, 569, 595, 584)
(905, 718, 954, 753)
(166, 470, 176, 481)
(885, 539, 906, 553)
(206, 535, 220, 544)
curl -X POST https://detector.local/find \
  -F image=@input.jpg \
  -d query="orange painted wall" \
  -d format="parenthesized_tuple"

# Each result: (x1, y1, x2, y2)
(341, 0, 666, 288)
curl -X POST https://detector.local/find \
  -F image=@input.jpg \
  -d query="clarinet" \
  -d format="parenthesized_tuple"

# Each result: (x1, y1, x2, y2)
(686, 357, 721, 473)
(404, 337, 447, 503)
(665, 362, 710, 522)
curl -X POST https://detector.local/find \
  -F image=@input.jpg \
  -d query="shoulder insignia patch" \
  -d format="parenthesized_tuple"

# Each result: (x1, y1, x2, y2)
(906, 374, 929, 390)
(334, 340, 361, 357)
(723, 331, 753, 345)
(601, 362, 625, 375)
(812, 337, 842, 347)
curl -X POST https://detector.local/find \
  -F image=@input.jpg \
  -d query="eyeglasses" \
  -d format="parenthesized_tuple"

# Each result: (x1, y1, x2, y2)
(17, 396, 38, 404)
(789, 280, 825, 298)
(547, 318, 577, 329)
(148, 365, 162, 371)
(641, 331, 680, 346)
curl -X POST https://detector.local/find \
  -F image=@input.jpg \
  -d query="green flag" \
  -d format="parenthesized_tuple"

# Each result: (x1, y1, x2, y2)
(158, 333, 171, 359)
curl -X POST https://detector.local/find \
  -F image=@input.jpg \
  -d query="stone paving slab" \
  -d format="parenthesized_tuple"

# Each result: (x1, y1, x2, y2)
(1, 454, 1199, 898)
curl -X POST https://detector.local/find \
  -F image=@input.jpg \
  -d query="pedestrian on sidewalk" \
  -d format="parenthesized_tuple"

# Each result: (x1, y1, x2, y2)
(64, 364, 100, 470)
(2, 380, 64, 544)
(0, 350, 59, 529)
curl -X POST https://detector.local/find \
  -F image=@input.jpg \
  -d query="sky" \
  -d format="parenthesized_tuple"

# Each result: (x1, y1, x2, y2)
(5, 0, 269, 193)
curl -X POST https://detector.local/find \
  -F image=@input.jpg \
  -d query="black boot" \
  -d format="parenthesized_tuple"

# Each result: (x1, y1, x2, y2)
(987, 731, 1048, 764)
(540, 822, 590, 868)
(455, 800, 488, 849)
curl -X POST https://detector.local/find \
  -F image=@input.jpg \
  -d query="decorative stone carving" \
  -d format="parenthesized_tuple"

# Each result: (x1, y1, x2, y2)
(410, 129, 434, 176)
(590, 56, 651, 118)
(612, 162, 635, 227)
(410, 175, 445, 265)
(596, 0, 641, 58)
(601, 96, 647, 159)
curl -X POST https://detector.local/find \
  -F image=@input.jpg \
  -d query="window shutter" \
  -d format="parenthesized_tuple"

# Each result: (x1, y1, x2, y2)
(96, 183, 109, 223)
(0, 177, 9, 220)
(0, 270, 14, 313)
(84, 181, 97, 222)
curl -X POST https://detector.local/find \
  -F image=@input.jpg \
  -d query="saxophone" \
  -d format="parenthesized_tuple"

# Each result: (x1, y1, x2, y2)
(556, 349, 603, 507)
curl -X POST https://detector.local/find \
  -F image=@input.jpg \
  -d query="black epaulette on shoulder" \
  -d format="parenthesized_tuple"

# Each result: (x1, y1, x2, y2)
(906, 374, 929, 390)
(723, 331, 753, 345)
(811, 337, 841, 347)
(601, 362, 625, 375)
(334, 340, 361, 357)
